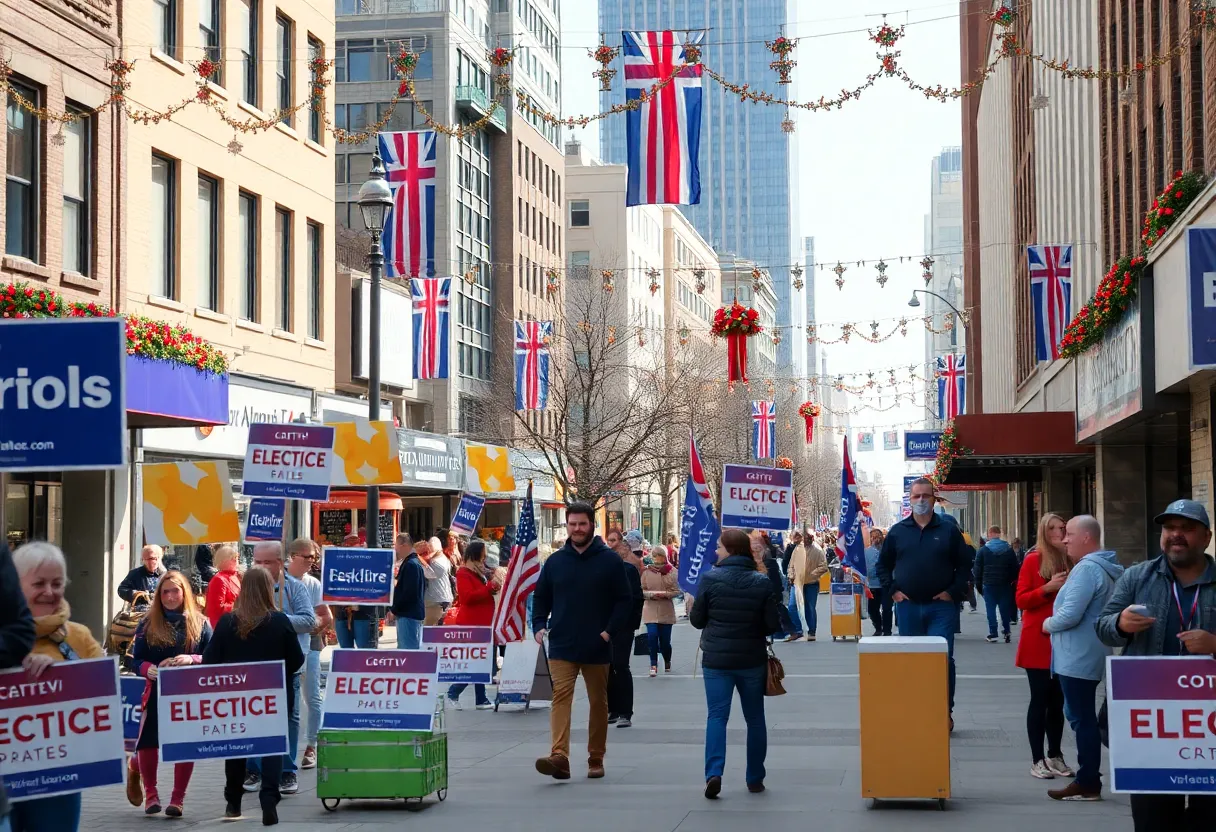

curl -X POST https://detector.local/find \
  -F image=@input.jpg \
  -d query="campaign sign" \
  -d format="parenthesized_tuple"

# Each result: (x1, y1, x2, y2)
(904, 430, 942, 461)
(0, 317, 126, 472)
(719, 464, 794, 532)
(498, 640, 541, 696)
(244, 497, 287, 542)
(449, 492, 486, 537)
(242, 422, 335, 501)
(120, 675, 146, 753)
(157, 661, 287, 763)
(321, 547, 393, 605)
(1107, 656, 1216, 793)
(321, 649, 439, 731)
(0, 657, 125, 801)
(423, 626, 494, 684)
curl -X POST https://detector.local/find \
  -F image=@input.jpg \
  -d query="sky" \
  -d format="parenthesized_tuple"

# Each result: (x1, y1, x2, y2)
(557, 1, 965, 494)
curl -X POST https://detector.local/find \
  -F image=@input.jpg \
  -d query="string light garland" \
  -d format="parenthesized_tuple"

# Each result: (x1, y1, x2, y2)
(832, 261, 848, 291)
(766, 35, 797, 85)
(590, 42, 620, 91)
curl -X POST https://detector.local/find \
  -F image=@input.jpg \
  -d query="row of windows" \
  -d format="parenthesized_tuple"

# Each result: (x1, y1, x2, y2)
(515, 0, 558, 62)
(333, 100, 432, 136)
(517, 199, 561, 256)
(455, 129, 492, 382)
(335, 38, 433, 83)
(513, 93, 560, 146)
(516, 139, 562, 203)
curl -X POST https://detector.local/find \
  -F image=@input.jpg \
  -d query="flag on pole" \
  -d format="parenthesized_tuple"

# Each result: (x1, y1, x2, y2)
(1028, 244, 1073, 361)
(492, 482, 540, 643)
(936, 353, 966, 421)
(623, 31, 704, 206)
(514, 320, 552, 411)
(752, 401, 776, 459)
(378, 130, 437, 279)
(678, 432, 719, 596)
(410, 277, 450, 380)
(836, 437, 868, 578)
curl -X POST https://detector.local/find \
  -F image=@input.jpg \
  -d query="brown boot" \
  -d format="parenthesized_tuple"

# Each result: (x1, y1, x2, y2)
(587, 758, 605, 779)
(535, 753, 571, 780)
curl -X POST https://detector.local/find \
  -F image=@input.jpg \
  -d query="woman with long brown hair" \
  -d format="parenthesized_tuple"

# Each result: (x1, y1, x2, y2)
(202, 567, 304, 826)
(1015, 513, 1074, 781)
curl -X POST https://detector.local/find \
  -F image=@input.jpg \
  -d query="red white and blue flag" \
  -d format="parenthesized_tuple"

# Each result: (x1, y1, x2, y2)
(678, 432, 719, 596)
(492, 482, 539, 643)
(378, 130, 436, 279)
(410, 277, 450, 380)
(752, 400, 776, 459)
(837, 437, 868, 580)
(622, 31, 703, 206)
(936, 353, 966, 421)
(688, 431, 713, 515)
(514, 320, 552, 411)
(1029, 244, 1072, 361)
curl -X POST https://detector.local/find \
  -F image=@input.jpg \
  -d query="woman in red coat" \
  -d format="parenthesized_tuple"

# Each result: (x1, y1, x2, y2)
(444, 540, 499, 709)
(1015, 513, 1074, 781)
(204, 545, 242, 630)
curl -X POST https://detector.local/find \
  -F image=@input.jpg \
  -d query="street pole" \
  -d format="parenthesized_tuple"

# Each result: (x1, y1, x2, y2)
(366, 226, 382, 550)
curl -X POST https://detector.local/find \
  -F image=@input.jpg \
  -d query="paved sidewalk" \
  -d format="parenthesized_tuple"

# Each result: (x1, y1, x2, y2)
(80, 596, 1136, 831)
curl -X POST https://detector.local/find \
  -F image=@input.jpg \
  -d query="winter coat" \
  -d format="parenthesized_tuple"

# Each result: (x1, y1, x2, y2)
(118, 565, 165, 605)
(974, 538, 1020, 590)
(641, 565, 679, 625)
(788, 542, 828, 590)
(689, 554, 780, 670)
(1096, 554, 1216, 655)
(391, 553, 427, 621)
(131, 611, 212, 749)
(876, 513, 973, 603)
(620, 559, 644, 634)
(446, 566, 497, 626)
(530, 536, 632, 663)
(0, 544, 34, 818)
(205, 564, 242, 629)
(29, 601, 105, 664)
(202, 611, 305, 716)
(1043, 550, 1124, 681)
(1015, 551, 1060, 670)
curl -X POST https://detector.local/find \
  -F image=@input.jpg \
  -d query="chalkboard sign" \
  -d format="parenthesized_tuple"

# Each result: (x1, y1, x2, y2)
(357, 508, 396, 545)
(316, 509, 352, 545)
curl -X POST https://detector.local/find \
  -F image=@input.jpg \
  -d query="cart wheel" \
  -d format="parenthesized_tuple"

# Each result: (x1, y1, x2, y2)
(437, 788, 448, 802)
(937, 798, 947, 811)
(868, 798, 879, 810)
(321, 798, 341, 812)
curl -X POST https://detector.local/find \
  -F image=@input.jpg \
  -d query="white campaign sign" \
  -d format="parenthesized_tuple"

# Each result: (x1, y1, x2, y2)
(498, 641, 540, 696)
(831, 592, 856, 616)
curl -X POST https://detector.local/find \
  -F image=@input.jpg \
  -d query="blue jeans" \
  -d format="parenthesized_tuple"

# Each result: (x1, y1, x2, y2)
(335, 617, 377, 649)
(447, 683, 489, 705)
(646, 623, 673, 666)
(703, 665, 767, 785)
(1059, 674, 1102, 790)
(395, 617, 423, 649)
(787, 584, 818, 636)
(250, 672, 301, 776)
(983, 584, 1015, 637)
(895, 599, 957, 712)
(303, 649, 323, 746)
(7, 793, 81, 832)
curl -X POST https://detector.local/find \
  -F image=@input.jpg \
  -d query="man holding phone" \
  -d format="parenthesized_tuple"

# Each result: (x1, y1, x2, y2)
(1096, 499, 1216, 829)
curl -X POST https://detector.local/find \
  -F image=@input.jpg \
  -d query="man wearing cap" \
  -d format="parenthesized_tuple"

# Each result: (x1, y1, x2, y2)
(1097, 499, 1216, 829)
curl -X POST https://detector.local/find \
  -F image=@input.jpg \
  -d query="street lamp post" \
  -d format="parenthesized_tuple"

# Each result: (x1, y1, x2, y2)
(907, 289, 967, 326)
(357, 152, 393, 550)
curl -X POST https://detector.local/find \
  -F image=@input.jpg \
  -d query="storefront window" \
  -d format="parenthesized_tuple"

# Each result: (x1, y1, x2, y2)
(4, 478, 62, 549)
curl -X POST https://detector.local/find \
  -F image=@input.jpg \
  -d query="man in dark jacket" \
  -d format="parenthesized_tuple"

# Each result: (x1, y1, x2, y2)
(388, 532, 426, 649)
(607, 540, 644, 727)
(877, 478, 973, 723)
(0, 543, 35, 825)
(118, 544, 166, 608)
(973, 525, 1020, 643)
(531, 502, 631, 781)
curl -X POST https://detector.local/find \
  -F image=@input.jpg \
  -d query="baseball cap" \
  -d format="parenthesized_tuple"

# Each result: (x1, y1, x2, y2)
(1154, 499, 1211, 529)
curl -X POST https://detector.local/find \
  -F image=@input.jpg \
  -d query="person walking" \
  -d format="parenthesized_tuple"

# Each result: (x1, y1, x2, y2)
(865, 529, 892, 636)
(118, 545, 166, 608)
(130, 571, 212, 817)
(876, 477, 972, 729)
(1097, 499, 1216, 829)
(689, 528, 781, 799)
(286, 539, 332, 771)
(641, 545, 679, 676)
(974, 525, 1020, 644)
(751, 531, 798, 641)
(1041, 515, 1123, 802)
(421, 537, 454, 626)
(531, 502, 631, 780)
(203, 567, 304, 826)
(608, 532, 644, 726)
(1015, 513, 1073, 781)
(445, 540, 499, 709)
(0, 542, 35, 832)
(786, 537, 827, 641)
(205, 544, 242, 629)
(387, 532, 426, 649)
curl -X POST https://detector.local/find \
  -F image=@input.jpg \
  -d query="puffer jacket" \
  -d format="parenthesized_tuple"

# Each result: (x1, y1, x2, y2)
(974, 538, 1020, 589)
(689, 554, 780, 670)
(1096, 554, 1216, 655)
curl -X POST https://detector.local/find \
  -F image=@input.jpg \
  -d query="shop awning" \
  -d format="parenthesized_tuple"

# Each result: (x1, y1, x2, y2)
(316, 490, 404, 510)
(942, 412, 1091, 486)
(125, 356, 229, 428)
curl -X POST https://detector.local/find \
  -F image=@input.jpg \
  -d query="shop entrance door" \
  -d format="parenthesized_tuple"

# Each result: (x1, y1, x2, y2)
(4, 477, 63, 549)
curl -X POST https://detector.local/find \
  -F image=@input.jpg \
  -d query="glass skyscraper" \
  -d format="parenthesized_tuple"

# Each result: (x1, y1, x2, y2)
(597, 0, 798, 371)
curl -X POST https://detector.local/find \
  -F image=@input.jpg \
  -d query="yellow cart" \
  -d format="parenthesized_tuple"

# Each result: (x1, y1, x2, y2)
(829, 581, 863, 641)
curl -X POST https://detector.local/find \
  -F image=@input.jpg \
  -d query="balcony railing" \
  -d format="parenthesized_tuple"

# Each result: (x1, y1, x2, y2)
(456, 85, 507, 133)
(337, 0, 446, 15)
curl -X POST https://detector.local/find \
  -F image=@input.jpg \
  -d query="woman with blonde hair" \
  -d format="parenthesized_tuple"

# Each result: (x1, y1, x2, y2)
(1015, 513, 1074, 781)
(641, 545, 680, 675)
(204, 544, 242, 629)
(130, 571, 212, 817)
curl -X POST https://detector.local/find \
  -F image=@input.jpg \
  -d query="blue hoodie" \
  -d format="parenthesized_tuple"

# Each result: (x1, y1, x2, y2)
(1043, 550, 1124, 681)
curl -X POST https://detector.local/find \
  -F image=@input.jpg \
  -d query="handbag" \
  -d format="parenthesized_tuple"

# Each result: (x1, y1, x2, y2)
(633, 632, 649, 656)
(765, 643, 786, 697)
(106, 591, 150, 658)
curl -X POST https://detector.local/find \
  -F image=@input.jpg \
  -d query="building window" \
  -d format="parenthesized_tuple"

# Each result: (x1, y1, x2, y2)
(154, 0, 177, 56)
(5, 80, 39, 261)
(276, 14, 293, 123)
(197, 174, 219, 310)
(307, 221, 322, 339)
(61, 111, 90, 274)
(308, 37, 324, 143)
(239, 192, 258, 320)
(275, 207, 292, 330)
(199, 0, 221, 84)
(569, 250, 590, 279)
(151, 153, 177, 298)
(239, 0, 258, 105)
(569, 199, 590, 227)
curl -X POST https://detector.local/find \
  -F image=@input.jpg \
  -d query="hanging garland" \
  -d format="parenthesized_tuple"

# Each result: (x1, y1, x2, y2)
(590, 42, 620, 91)
(798, 402, 820, 444)
(766, 36, 797, 86)
(932, 421, 971, 485)
(712, 302, 762, 383)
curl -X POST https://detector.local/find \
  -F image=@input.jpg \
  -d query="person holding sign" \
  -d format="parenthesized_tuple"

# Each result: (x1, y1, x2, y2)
(1096, 499, 1216, 829)
(0, 543, 36, 831)
(130, 572, 212, 818)
(202, 567, 304, 826)
(445, 540, 499, 709)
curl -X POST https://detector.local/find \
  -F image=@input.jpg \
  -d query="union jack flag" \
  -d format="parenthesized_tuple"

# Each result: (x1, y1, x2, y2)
(410, 277, 450, 380)
(378, 130, 436, 279)
(936, 353, 966, 421)
(1028, 244, 1073, 361)
(623, 31, 703, 206)
(492, 482, 539, 643)
(514, 320, 552, 411)
(752, 400, 776, 459)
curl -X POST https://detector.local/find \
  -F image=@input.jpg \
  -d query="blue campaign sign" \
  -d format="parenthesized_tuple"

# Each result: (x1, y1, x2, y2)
(0, 318, 125, 471)
(120, 675, 145, 752)
(449, 492, 486, 537)
(321, 547, 394, 605)
(244, 498, 286, 542)
(904, 430, 942, 461)
(1186, 228, 1216, 368)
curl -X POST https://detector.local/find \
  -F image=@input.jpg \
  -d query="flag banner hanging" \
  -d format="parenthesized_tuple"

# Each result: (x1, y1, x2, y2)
(678, 433, 720, 596)
(514, 320, 552, 410)
(410, 277, 450, 380)
(752, 400, 776, 459)
(492, 482, 540, 643)
(857, 432, 874, 452)
(141, 461, 241, 546)
(1029, 244, 1073, 361)
(623, 31, 704, 206)
(378, 130, 437, 279)
(836, 437, 868, 579)
(936, 353, 966, 421)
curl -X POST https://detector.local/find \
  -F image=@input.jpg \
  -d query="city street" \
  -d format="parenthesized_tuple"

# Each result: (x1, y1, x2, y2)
(82, 596, 1134, 831)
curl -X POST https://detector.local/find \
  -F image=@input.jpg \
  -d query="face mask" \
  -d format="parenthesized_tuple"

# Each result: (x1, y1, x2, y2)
(911, 500, 933, 516)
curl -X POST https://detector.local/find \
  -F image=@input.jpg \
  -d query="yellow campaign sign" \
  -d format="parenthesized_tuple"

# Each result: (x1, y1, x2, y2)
(327, 420, 403, 486)
(142, 461, 241, 546)
(465, 442, 516, 493)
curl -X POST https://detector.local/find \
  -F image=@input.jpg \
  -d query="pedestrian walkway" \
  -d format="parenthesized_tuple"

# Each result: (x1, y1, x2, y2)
(81, 596, 1134, 830)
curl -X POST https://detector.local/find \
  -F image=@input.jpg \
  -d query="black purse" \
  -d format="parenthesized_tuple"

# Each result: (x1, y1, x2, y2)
(633, 632, 649, 655)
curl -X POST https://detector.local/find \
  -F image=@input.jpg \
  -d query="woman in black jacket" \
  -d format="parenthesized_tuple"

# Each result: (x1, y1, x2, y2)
(689, 529, 781, 800)
(202, 566, 304, 827)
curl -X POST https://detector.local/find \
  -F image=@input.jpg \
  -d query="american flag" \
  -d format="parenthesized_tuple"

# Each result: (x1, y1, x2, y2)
(623, 31, 704, 206)
(752, 400, 776, 459)
(1028, 244, 1073, 361)
(936, 353, 966, 421)
(837, 437, 868, 584)
(492, 482, 539, 644)
(410, 277, 450, 380)
(689, 431, 712, 513)
(378, 130, 436, 279)
(514, 320, 552, 411)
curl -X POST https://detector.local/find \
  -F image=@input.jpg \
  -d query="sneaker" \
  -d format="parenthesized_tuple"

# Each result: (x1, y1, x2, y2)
(475, 702, 493, 710)
(985, 635, 998, 643)
(1048, 781, 1101, 801)
(704, 775, 722, 799)
(1030, 760, 1055, 780)
(535, 753, 571, 780)
(1046, 756, 1075, 777)
(782, 634, 800, 643)
(243, 774, 261, 792)
(616, 717, 632, 727)
(1004, 633, 1012, 643)
(664, 660, 671, 673)
(301, 746, 317, 770)
(968, 608, 978, 614)
(447, 694, 463, 710)
(649, 666, 657, 677)
(607, 714, 619, 725)
(125, 758, 143, 807)
(279, 772, 299, 795)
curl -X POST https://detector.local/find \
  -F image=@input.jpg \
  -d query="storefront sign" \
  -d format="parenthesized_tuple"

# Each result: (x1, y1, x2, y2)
(1187, 227, 1216, 368)
(120, 676, 144, 753)
(449, 493, 486, 537)
(857, 432, 874, 452)
(1076, 296, 1142, 441)
(142, 461, 241, 546)
(143, 378, 312, 458)
(719, 464, 793, 532)
(321, 547, 394, 605)
(0, 657, 125, 800)
(397, 429, 464, 490)
(321, 649, 438, 731)
(352, 279, 415, 391)
(1107, 656, 1216, 793)
(242, 423, 335, 501)
(901, 474, 919, 519)
(157, 661, 288, 763)
(243, 498, 287, 542)
(883, 431, 899, 451)
(465, 442, 516, 493)
(903, 431, 942, 461)
(422, 626, 494, 683)
(0, 318, 125, 472)
(328, 420, 403, 486)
